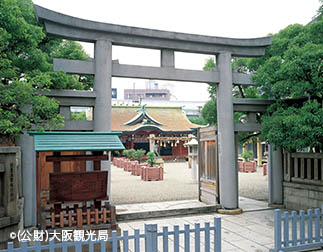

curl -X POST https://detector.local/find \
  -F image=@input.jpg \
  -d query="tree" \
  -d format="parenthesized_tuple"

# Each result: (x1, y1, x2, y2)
(244, 13, 323, 152)
(134, 149, 146, 163)
(0, 0, 92, 138)
(201, 98, 217, 125)
(187, 115, 207, 126)
(200, 5, 323, 152)
(147, 152, 157, 167)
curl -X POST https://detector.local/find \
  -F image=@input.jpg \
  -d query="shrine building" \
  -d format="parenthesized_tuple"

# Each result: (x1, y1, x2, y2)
(111, 105, 201, 160)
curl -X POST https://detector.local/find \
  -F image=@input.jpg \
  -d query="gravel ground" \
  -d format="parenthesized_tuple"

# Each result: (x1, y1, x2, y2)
(110, 162, 268, 205)
(239, 166, 268, 201)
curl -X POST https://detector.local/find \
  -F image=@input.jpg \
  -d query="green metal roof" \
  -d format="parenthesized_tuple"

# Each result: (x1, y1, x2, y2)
(28, 132, 125, 152)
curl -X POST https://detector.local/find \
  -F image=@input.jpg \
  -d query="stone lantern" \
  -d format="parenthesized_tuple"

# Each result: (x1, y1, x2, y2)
(184, 136, 198, 183)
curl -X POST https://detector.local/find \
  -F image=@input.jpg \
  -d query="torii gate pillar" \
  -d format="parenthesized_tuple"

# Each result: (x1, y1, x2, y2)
(93, 39, 112, 197)
(216, 52, 238, 209)
(94, 39, 112, 131)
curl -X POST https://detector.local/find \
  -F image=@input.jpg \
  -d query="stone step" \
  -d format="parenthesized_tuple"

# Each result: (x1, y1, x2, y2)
(117, 205, 218, 222)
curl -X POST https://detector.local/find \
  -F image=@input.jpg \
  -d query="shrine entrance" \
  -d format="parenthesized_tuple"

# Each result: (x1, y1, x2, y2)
(19, 4, 275, 227)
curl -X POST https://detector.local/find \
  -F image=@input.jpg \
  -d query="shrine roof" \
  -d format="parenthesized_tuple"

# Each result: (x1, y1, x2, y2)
(28, 131, 125, 152)
(111, 106, 201, 133)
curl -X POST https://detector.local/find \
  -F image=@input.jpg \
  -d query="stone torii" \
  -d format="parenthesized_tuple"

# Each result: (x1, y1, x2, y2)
(32, 5, 272, 213)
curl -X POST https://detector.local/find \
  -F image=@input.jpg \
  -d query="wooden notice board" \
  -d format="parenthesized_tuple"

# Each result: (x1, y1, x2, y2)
(49, 171, 108, 203)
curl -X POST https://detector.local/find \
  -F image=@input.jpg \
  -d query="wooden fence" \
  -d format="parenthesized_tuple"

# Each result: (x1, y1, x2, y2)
(271, 206, 323, 252)
(1, 218, 221, 252)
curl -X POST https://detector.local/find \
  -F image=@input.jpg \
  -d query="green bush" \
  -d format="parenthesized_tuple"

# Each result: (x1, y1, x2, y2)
(123, 149, 129, 158)
(147, 152, 156, 167)
(134, 149, 146, 163)
(128, 149, 136, 159)
(242, 150, 253, 162)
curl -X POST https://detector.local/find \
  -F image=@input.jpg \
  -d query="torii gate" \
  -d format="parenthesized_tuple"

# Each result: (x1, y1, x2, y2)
(31, 5, 272, 215)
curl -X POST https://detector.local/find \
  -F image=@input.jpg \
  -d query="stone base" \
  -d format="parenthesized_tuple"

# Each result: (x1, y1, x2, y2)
(284, 181, 323, 210)
(268, 204, 284, 209)
(217, 208, 243, 215)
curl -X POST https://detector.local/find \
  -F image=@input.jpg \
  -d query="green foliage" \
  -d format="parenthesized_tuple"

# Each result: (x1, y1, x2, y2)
(70, 112, 87, 121)
(242, 150, 253, 162)
(0, 0, 92, 138)
(262, 100, 323, 152)
(123, 149, 129, 158)
(147, 152, 156, 167)
(187, 116, 207, 125)
(201, 99, 217, 125)
(128, 149, 136, 159)
(134, 149, 146, 163)
(254, 19, 323, 151)
(0, 80, 64, 137)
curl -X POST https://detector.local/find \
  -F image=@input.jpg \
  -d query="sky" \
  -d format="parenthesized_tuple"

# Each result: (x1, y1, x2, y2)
(33, 0, 321, 101)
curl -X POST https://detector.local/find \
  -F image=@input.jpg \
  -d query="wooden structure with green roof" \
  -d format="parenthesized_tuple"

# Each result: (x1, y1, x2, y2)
(111, 105, 201, 160)
(28, 131, 124, 229)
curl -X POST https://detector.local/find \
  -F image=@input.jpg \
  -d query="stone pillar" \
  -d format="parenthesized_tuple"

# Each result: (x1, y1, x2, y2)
(216, 52, 238, 209)
(268, 145, 283, 205)
(191, 155, 198, 183)
(94, 39, 112, 132)
(16, 133, 36, 227)
(94, 39, 112, 202)
(0, 146, 24, 245)
(257, 138, 262, 166)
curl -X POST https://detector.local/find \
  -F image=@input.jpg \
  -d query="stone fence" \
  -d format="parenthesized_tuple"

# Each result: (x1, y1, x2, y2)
(283, 152, 323, 210)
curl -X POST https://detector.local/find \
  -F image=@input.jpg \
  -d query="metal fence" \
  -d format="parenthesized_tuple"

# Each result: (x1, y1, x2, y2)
(2, 218, 221, 252)
(271, 206, 323, 252)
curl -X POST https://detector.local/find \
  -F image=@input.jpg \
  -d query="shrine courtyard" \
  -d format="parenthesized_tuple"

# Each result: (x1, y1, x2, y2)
(110, 161, 268, 205)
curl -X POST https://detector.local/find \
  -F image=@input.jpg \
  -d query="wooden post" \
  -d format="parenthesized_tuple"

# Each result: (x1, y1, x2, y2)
(77, 208, 82, 228)
(68, 210, 73, 227)
(53, 152, 62, 224)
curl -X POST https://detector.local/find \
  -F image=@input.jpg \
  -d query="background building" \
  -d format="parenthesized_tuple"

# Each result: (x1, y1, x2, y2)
(124, 81, 171, 101)
(111, 105, 201, 160)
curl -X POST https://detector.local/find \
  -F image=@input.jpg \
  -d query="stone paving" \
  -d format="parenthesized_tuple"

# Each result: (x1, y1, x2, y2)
(116, 197, 271, 215)
(111, 161, 277, 251)
(117, 198, 277, 252)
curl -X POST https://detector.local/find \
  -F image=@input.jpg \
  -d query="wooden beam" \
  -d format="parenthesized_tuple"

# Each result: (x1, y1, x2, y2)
(46, 154, 108, 162)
